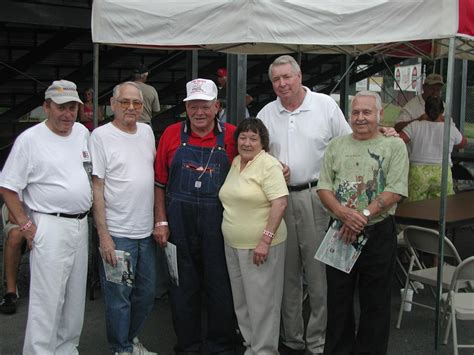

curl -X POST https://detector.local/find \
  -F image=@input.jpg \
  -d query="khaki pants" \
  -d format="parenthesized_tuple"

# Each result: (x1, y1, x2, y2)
(225, 242, 286, 355)
(280, 188, 330, 353)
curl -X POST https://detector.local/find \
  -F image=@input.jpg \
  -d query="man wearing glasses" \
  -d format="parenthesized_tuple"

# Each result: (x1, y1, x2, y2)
(90, 81, 157, 354)
(154, 78, 238, 354)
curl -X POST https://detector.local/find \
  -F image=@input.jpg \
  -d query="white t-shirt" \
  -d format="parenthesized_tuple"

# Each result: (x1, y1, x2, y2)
(0, 122, 92, 213)
(396, 95, 425, 124)
(257, 87, 352, 185)
(402, 120, 462, 166)
(89, 122, 156, 239)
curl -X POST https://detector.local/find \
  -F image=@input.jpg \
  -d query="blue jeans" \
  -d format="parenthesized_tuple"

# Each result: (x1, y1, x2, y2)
(99, 235, 157, 353)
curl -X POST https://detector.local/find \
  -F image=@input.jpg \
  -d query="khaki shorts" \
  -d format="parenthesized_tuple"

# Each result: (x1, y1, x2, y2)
(2, 204, 20, 240)
(4, 221, 20, 241)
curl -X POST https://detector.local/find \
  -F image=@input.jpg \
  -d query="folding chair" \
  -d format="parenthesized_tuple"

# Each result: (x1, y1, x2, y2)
(395, 229, 423, 292)
(396, 225, 462, 329)
(442, 256, 474, 355)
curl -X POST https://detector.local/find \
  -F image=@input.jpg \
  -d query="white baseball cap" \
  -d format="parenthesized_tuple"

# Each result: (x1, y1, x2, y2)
(183, 79, 218, 102)
(45, 80, 83, 104)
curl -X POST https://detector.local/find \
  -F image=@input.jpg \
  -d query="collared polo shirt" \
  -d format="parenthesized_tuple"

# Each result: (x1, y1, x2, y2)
(257, 87, 351, 185)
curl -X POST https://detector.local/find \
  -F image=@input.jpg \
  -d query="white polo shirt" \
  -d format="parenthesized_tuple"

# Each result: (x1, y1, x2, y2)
(257, 87, 351, 185)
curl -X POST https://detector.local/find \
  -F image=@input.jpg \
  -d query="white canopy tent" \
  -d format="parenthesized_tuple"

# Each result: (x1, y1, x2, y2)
(92, 0, 474, 59)
(91, 1, 474, 352)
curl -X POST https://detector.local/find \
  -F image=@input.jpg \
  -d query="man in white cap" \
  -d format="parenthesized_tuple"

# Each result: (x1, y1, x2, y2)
(154, 78, 238, 354)
(90, 81, 157, 355)
(0, 79, 92, 354)
(394, 73, 444, 132)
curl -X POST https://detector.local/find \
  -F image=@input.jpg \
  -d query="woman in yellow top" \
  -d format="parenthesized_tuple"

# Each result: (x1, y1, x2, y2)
(219, 118, 288, 355)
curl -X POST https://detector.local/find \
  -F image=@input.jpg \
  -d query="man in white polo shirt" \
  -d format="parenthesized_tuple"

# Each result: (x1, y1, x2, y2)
(0, 79, 91, 354)
(257, 55, 351, 355)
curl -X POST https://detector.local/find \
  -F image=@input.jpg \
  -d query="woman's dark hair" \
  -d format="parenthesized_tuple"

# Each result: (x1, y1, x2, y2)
(234, 117, 270, 152)
(425, 96, 444, 122)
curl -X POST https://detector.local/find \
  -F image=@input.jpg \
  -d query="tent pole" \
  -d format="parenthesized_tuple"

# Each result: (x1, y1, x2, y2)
(227, 54, 247, 125)
(434, 36, 455, 354)
(460, 59, 468, 133)
(93, 43, 99, 129)
(339, 55, 351, 118)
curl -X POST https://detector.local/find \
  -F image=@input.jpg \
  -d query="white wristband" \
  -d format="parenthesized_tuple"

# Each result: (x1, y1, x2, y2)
(155, 221, 168, 227)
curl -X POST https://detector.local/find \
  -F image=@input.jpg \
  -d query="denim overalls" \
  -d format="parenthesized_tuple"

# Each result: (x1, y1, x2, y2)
(166, 121, 236, 355)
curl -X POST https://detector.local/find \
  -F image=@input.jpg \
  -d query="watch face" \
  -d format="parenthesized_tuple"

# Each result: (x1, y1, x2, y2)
(363, 209, 370, 217)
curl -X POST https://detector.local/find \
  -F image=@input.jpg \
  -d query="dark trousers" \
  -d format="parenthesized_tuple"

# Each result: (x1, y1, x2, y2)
(167, 198, 237, 355)
(324, 217, 397, 355)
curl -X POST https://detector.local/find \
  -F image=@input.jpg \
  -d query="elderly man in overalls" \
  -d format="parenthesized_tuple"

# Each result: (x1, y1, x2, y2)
(154, 78, 238, 355)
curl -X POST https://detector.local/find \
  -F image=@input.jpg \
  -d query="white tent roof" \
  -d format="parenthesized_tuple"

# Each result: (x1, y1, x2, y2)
(92, 0, 474, 59)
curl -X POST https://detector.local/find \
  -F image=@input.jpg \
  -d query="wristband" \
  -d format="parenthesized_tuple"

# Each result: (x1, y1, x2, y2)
(155, 221, 169, 227)
(20, 219, 33, 232)
(263, 229, 275, 239)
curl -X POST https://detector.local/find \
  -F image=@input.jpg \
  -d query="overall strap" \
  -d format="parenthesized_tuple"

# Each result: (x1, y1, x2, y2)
(180, 121, 189, 145)
(215, 121, 226, 149)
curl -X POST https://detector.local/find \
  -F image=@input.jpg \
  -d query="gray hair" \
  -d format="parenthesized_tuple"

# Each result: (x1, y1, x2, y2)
(113, 81, 143, 101)
(268, 55, 301, 80)
(352, 90, 383, 122)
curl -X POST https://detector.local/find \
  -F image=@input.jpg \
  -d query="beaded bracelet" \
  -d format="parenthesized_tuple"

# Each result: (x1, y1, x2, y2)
(20, 219, 33, 232)
(155, 221, 169, 228)
(263, 229, 275, 239)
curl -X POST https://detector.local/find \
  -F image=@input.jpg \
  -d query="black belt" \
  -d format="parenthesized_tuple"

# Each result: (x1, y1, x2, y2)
(34, 211, 89, 219)
(288, 180, 318, 192)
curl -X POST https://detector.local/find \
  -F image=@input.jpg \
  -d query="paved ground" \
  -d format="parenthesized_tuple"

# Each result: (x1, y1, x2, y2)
(1, 224, 473, 355)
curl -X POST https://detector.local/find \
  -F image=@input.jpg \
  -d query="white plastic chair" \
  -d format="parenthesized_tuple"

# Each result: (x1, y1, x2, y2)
(442, 256, 474, 355)
(396, 225, 462, 329)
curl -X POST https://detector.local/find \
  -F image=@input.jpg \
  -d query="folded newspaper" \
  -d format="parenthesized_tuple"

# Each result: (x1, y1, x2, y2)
(101, 249, 134, 287)
(314, 220, 368, 273)
(164, 242, 179, 287)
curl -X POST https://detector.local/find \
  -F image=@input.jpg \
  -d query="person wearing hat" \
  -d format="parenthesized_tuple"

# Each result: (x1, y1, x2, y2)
(399, 96, 467, 202)
(0, 79, 92, 354)
(394, 73, 444, 132)
(216, 67, 253, 122)
(154, 78, 238, 354)
(133, 64, 161, 125)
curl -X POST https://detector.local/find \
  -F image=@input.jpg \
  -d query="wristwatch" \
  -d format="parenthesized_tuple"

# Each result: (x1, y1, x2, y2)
(362, 209, 371, 220)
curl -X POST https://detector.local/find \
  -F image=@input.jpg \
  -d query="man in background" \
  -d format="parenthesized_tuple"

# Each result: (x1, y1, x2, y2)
(0, 204, 23, 314)
(394, 73, 444, 132)
(133, 64, 161, 125)
(216, 67, 253, 122)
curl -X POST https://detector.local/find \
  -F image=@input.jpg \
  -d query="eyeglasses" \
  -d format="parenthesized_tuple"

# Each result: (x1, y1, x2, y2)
(115, 99, 143, 110)
(187, 104, 213, 112)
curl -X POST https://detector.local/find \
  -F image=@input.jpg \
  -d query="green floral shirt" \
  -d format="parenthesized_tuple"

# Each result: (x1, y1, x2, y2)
(317, 134, 409, 224)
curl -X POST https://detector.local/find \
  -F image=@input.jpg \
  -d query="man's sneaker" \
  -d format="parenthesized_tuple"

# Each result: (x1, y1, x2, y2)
(132, 337, 157, 355)
(0, 293, 18, 314)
